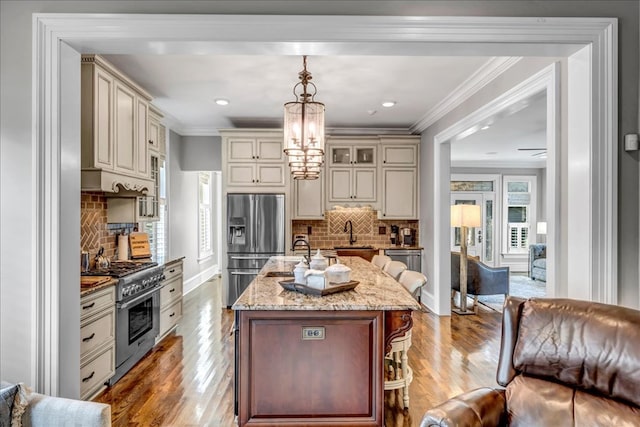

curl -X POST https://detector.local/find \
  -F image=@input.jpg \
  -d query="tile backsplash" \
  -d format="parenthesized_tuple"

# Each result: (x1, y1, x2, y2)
(81, 192, 135, 262)
(292, 207, 419, 249)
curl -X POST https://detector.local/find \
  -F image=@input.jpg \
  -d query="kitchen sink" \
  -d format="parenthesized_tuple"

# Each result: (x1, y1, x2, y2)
(333, 245, 375, 250)
(265, 271, 295, 277)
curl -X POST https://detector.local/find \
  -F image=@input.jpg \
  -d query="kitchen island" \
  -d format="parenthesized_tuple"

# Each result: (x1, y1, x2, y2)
(232, 256, 420, 427)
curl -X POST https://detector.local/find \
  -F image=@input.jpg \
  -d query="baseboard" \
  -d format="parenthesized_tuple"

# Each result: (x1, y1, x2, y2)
(183, 265, 221, 296)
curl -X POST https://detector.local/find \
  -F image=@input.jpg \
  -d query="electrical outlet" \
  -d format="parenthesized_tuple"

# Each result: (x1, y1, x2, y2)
(378, 226, 386, 235)
(307, 225, 312, 235)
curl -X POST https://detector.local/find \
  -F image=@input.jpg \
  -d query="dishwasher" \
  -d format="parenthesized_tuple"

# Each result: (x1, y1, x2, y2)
(384, 249, 422, 272)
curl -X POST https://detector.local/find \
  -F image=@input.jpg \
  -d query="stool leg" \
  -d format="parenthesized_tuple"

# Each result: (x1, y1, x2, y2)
(401, 347, 410, 408)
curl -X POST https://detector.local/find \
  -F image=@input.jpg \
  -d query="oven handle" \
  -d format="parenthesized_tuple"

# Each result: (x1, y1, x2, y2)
(230, 256, 272, 261)
(117, 286, 161, 309)
(230, 271, 259, 276)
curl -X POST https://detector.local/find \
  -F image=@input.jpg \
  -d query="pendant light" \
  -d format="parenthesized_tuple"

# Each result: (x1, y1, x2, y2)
(283, 56, 325, 180)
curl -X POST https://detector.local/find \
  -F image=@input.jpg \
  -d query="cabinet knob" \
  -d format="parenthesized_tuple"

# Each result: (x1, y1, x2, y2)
(383, 213, 386, 216)
(256, 156, 260, 159)
(383, 160, 386, 163)
(148, 140, 153, 144)
(252, 179, 255, 183)
(170, 312, 175, 317)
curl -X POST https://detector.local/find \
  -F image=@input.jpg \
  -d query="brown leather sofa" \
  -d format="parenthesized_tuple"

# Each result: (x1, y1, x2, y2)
(421, 297, 640, 426)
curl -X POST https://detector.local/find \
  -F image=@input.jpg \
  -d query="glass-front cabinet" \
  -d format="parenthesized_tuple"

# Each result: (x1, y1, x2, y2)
(329, 145, 376, 167)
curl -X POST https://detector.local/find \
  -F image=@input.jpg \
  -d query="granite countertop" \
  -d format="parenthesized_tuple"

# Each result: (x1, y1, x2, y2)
(315, 245, 423, 251)
(80, 277, 118, 297)
(232, 256, 421, 311)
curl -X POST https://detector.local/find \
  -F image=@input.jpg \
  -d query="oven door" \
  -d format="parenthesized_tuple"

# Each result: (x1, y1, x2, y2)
(116, 286, 160, 366)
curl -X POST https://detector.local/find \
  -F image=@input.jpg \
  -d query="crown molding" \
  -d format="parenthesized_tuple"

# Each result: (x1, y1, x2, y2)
(411, 57, 521, 133)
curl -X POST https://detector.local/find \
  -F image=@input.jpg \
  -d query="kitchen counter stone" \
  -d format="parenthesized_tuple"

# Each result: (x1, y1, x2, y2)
(232, 256, 421, 311)
(80, 277, 118, 297)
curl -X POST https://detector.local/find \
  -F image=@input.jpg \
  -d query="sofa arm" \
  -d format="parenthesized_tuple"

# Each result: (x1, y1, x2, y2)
(25, 392, 111, 427)
(420, 387, 506, 427)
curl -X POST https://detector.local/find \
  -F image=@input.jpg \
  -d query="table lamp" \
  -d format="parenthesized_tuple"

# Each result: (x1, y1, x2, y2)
(451, 204, 481, 314)
(536, 221, 547, 243)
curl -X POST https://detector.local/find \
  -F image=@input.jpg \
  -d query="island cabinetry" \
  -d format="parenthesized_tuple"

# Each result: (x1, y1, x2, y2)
(80, 286, 116, 400)
(237, 310, 384, 427)
(81, 55, 155, 193)
(158, 259, 183, 340)
(380, 137, 420, 219)
(222, 130, 287, 188)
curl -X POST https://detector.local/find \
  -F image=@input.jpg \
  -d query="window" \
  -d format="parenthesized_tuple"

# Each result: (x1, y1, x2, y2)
(503, 176, 536, 254)
(143, 157, 166, 260)
(198, 172, 213, 260)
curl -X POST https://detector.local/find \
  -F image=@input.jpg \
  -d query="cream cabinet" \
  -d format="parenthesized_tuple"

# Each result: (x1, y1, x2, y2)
(328, 168, 377, 203)
(379, 137, 420, 219)
(293, 172, 325, 219)
(81, 55, 156, 193)
(80, 286, 116, 400)
(158, 259, 183, 340)
(328, 144, 377, 167)
(221, 130, 287, 188)
(148, 106, 167, 156)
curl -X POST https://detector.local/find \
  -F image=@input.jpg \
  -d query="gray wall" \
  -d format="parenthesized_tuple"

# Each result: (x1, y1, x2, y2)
(1, 0, 638, 394)
(168, 131, 220, 295)
(180, 135, 222, 172)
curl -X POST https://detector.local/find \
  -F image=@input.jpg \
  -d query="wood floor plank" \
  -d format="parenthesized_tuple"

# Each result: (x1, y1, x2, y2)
(94, 277, 503, 426)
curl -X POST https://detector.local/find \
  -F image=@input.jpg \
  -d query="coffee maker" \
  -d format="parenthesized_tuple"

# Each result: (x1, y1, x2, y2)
(390, 225, 399, 245)
(401, 228, 415, 246)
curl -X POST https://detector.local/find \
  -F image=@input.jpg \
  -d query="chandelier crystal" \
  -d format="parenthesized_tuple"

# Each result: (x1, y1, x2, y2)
(283, 56, 325, 180)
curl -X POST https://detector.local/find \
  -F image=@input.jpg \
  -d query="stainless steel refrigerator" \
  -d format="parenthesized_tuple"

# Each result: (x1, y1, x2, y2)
(226, 193, 285, 306)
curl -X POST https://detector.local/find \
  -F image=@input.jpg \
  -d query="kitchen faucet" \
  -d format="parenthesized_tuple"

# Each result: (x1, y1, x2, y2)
(344, 220, 357, 245)
(292, 238, 311, 264)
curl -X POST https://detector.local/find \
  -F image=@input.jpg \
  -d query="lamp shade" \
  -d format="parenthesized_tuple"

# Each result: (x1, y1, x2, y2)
(536, 221, 547, 234)
(451, 204, 482, 227)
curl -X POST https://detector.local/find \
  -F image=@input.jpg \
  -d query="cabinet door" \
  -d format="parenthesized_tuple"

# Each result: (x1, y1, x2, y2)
(93, 68, 114, 169)
(353, 168, 377, 201)
(329, 169, 352, 201)
(227, 163, 256, 186)
(382, 145, 417, 166)
(294, 174, 324, 219)
(353, 146, 377, 167)
(113, 82, 136, 174)
(228, 138, 256, 162)
(256, 164, 285, 186)
(136, 98, 149, 178)
(158, 124, 167, 155)
(382, 168, 417, 219)
(329, 146, 352, 166)
(148, 117, 160, 153)
(256, 138, 284, 162)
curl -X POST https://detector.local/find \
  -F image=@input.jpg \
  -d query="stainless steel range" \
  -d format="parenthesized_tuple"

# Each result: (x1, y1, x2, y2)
(82, 261, 164, 385)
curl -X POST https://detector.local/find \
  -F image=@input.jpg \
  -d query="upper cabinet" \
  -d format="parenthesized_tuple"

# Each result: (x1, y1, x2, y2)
(329, 144, 377, 167)
(379, 137, 420, 219)
(148, 106, 166, 156)
(326, 137, 379, 206)
(81, 55, 156, 194)
(221, 130, 287, 188)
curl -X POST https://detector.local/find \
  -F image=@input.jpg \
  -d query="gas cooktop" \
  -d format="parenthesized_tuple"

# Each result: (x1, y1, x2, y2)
(82, 260, 158, 278)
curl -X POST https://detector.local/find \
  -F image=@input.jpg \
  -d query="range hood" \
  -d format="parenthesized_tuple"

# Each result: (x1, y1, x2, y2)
(81, 169, 154, 196)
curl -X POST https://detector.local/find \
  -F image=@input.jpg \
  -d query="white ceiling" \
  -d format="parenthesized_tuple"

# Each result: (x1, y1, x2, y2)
(103, 54, 547, 167)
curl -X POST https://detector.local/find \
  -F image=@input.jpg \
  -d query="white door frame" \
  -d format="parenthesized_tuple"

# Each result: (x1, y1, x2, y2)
(33, 15, 616, 395)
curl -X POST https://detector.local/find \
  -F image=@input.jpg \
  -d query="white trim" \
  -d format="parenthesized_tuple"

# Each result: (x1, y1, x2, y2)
(32, 14, 617, 387)
(412, 57, 521, 133)
(183, 265, 220, 297)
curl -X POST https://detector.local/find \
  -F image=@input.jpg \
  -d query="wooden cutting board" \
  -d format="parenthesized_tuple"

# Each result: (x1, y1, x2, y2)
(80, 276, 112, 288)
(129, 232, 151, 259)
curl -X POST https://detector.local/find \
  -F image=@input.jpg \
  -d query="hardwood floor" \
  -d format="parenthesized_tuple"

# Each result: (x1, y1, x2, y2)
(94, 277, 503, 426)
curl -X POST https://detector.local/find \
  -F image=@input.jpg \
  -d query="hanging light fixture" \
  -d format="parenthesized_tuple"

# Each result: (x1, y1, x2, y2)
(283, 56, 325, 180)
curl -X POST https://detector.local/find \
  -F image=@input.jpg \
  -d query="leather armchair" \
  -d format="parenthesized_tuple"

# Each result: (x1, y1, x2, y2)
(421, 297, 640, 427)
(451, 252, 509, 311)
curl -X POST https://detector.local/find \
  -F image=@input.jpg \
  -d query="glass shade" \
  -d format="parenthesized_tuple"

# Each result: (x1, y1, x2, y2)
(283, 100, 325, 157)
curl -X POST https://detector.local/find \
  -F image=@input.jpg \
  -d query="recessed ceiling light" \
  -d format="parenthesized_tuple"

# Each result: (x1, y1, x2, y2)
(381, 101, 396, 108)
(481, 125, 491, 130)
(367, 110, 377, 116)
(215, 98, 230, 106)
(486, 151, 498, 155)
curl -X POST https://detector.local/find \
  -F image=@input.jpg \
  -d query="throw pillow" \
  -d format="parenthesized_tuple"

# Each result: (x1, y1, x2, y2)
(0, 384, 18, 427)
(11, 384, 30, 427)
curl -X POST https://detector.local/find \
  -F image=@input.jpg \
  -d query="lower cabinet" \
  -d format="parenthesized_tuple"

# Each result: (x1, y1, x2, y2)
(80, 286, 116, 400)
(158, 259, 183, 340)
